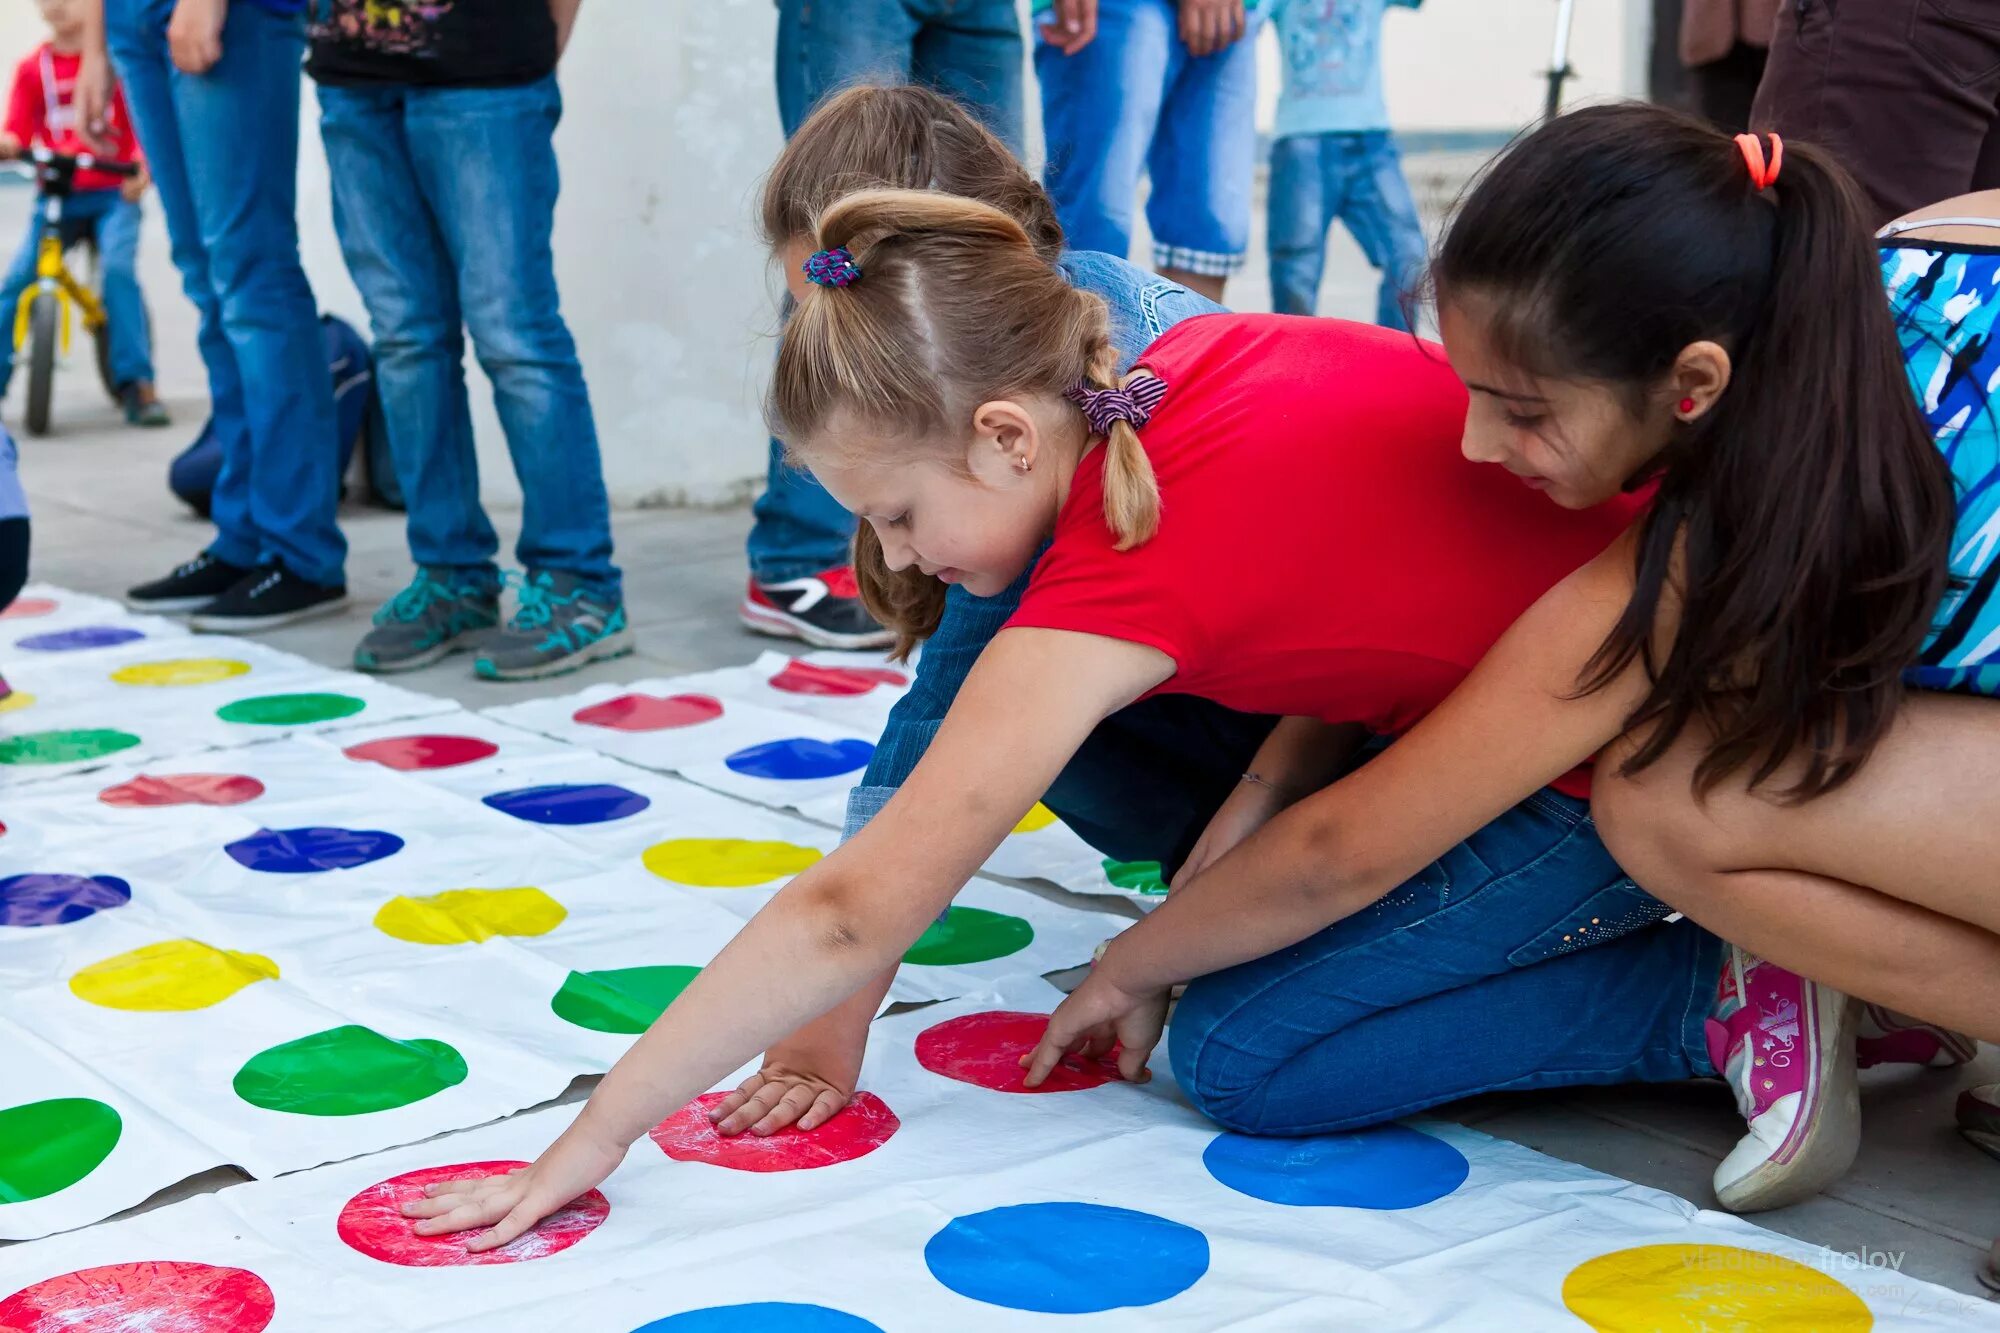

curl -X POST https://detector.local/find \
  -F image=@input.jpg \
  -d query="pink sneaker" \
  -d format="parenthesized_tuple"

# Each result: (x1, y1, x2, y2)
(1854, 1004, 1979, 1069)
(1706, 944, 1861, 1212)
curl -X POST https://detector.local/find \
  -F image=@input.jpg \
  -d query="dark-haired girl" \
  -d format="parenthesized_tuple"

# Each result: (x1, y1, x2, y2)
(1039, 104, 1999, 1216)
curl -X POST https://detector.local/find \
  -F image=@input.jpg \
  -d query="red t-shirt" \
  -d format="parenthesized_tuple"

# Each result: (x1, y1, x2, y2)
(4, 44, 142, 193)
(1007, 314, 1646, 798)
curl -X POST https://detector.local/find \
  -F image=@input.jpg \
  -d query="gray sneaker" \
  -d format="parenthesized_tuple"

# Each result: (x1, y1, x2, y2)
(354, 568, 500, 673)
(474, 569, 632, 681)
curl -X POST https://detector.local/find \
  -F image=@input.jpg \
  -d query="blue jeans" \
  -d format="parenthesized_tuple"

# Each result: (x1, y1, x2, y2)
(1267, 130, 1427, 328)
(1036, 0, 1263, 276)
(317, 77, 619, 595)
(106, 0, 344, 586)
(1169, 787, 1723, 1134)
(0, 190, 152, 393)
(751, 0, 1025, 584)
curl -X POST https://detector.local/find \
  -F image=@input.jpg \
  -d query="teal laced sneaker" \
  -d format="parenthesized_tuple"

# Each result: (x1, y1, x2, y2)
(474, 569, 632, 681)
(353, 568, 500, 673)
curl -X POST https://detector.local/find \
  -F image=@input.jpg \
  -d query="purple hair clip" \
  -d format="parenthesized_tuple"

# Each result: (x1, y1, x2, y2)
(1064, 374, 1168, 436)
(802, 246, 862, 288)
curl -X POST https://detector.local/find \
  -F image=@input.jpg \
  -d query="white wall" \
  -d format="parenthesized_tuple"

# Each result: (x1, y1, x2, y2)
(3, 0, 1648, 511)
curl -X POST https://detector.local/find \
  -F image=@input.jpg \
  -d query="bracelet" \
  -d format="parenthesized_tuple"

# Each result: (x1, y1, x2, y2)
(1239, 771, 1297, 800)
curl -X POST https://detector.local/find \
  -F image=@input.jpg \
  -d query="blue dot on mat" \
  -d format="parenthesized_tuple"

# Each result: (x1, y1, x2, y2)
(1202, 1125, 1469, 1209)
(0, 873, 131, 927)
(16, 625, 144, 651)
(924, 1202, 1208, 1314)
(629, 1305, 882, 1333)
(723, 737, 874, 781)
(481, 782, 652, 825)
(224, 826, 405, 874)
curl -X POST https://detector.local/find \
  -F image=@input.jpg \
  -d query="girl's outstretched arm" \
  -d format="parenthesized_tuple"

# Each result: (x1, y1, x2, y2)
(413, 628, 1172, 1250)
(1027, 533, 1652, 1081)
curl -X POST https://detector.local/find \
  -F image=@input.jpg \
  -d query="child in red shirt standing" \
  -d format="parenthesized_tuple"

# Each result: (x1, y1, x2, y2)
(0, 0, 165, 426)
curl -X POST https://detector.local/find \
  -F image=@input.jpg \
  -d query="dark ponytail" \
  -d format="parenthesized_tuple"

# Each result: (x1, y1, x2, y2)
(1436, 103, 1955, 800)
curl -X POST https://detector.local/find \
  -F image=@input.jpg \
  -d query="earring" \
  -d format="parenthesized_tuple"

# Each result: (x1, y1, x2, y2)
(1016, 458, 1032, 474)
(1678, 397, 1697, 416)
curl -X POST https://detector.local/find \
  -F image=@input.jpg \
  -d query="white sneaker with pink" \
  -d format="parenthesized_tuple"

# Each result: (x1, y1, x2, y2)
(1705, 944, 1862, 1212)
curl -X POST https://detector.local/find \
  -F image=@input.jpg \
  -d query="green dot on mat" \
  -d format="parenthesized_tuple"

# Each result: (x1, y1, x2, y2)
(0, 729, 140, 766)
(216, 693, 366, 726)
(903, 906, 1035, 966)
(0, 1097, 121, 1202)
(551, 965, 701, 1034)
(1101, 858, 1168, 896)
(232, 1025, 467, 1115)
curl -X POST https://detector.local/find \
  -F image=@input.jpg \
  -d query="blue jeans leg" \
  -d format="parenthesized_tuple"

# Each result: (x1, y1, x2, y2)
(1168, 791, 1723, 1134)
(1266, 135, 1331, 316)
(169, 2, 344, 585)
(399, 78, 617, 595)
(1145, 11, 1262, 273)
(318, 84, 495, 585)
(105, 0, 254, 567)
(0, 208, 46, 395)
(909, 0, 1025, 155)
(80, 193, 154, 388)
(1338, 132, 1428, 333)
(1036, 0, 1173, 257)
(748, 428, 858, 581)
(775, 0, 1022, 150)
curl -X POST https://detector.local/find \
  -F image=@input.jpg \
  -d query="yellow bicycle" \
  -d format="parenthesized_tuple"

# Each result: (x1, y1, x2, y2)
(11, 146, 137, 437)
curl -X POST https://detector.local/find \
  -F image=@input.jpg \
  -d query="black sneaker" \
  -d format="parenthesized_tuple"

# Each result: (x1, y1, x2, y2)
(188, 564, 349, 632)
(126, 552, 251, 613)
(739, 565, 893, 649)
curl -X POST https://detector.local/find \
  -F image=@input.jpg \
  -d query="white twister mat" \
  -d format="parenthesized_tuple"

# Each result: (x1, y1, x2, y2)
(485, 649, 1178, 903)
(0, 596, 1121, 1240)
(0, 981, 1986, 1332)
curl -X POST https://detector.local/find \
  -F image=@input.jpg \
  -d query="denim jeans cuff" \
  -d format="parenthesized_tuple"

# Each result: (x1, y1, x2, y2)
(1152, 242, 1248, 278)
(843, 784, 895, 842)
(206, 537, 260, 571)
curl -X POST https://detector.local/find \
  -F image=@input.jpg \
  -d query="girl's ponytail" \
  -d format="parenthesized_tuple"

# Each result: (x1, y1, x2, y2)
(1079, 345, 1162, 551)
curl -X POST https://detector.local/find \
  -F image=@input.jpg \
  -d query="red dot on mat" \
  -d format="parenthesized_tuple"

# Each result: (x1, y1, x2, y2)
(98, 773, 266, 808)
(648, 1091, 900, 1172)
(768, 661, 908, 697)
(915, 1011, 1122, 1094)
(336, 1160, 608, 1267)
(341, 735, 500, 771)
(573, 692, 724, 731)
(0, 597, 57, 620)
(0, 1260, 275, 1333)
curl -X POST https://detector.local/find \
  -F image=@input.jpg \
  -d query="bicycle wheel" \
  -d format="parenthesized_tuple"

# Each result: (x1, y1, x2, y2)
(24, 292, 58, 437)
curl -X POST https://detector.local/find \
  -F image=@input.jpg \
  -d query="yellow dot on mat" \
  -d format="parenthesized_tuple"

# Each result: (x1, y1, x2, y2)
(373, 887, 567, 946)
(69, 938, 279, 1011)
(642, 837, 822, 888)
(0, 690, 35, 713)
(110, 658, 252, 687)
(1012, 802, 1059, 834)
(1562, 1245, 1872, 1333)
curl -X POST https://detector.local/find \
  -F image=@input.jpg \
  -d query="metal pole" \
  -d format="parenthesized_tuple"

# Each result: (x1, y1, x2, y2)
(1544, 0, 1578, 121)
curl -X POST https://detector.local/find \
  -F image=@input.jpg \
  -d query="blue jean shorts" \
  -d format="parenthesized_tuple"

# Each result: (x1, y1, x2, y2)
(1035, 0, 1263, 276)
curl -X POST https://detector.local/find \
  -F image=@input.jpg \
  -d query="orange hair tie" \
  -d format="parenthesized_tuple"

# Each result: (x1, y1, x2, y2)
(1733, 132, 1783, 190)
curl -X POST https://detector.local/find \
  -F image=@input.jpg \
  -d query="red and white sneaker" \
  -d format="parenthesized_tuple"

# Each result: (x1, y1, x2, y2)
(1854, 1004, 1979, 1069)
(1706, 944, 1861, 1212)
(739, 566, 893, 650)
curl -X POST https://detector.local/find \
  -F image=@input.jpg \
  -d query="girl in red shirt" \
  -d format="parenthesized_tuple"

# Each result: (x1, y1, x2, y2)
(411, 187, 1746, 1251)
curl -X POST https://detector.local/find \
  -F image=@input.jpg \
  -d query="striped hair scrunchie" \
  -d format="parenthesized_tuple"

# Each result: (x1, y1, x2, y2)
(1064, 374, 1168, 436)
